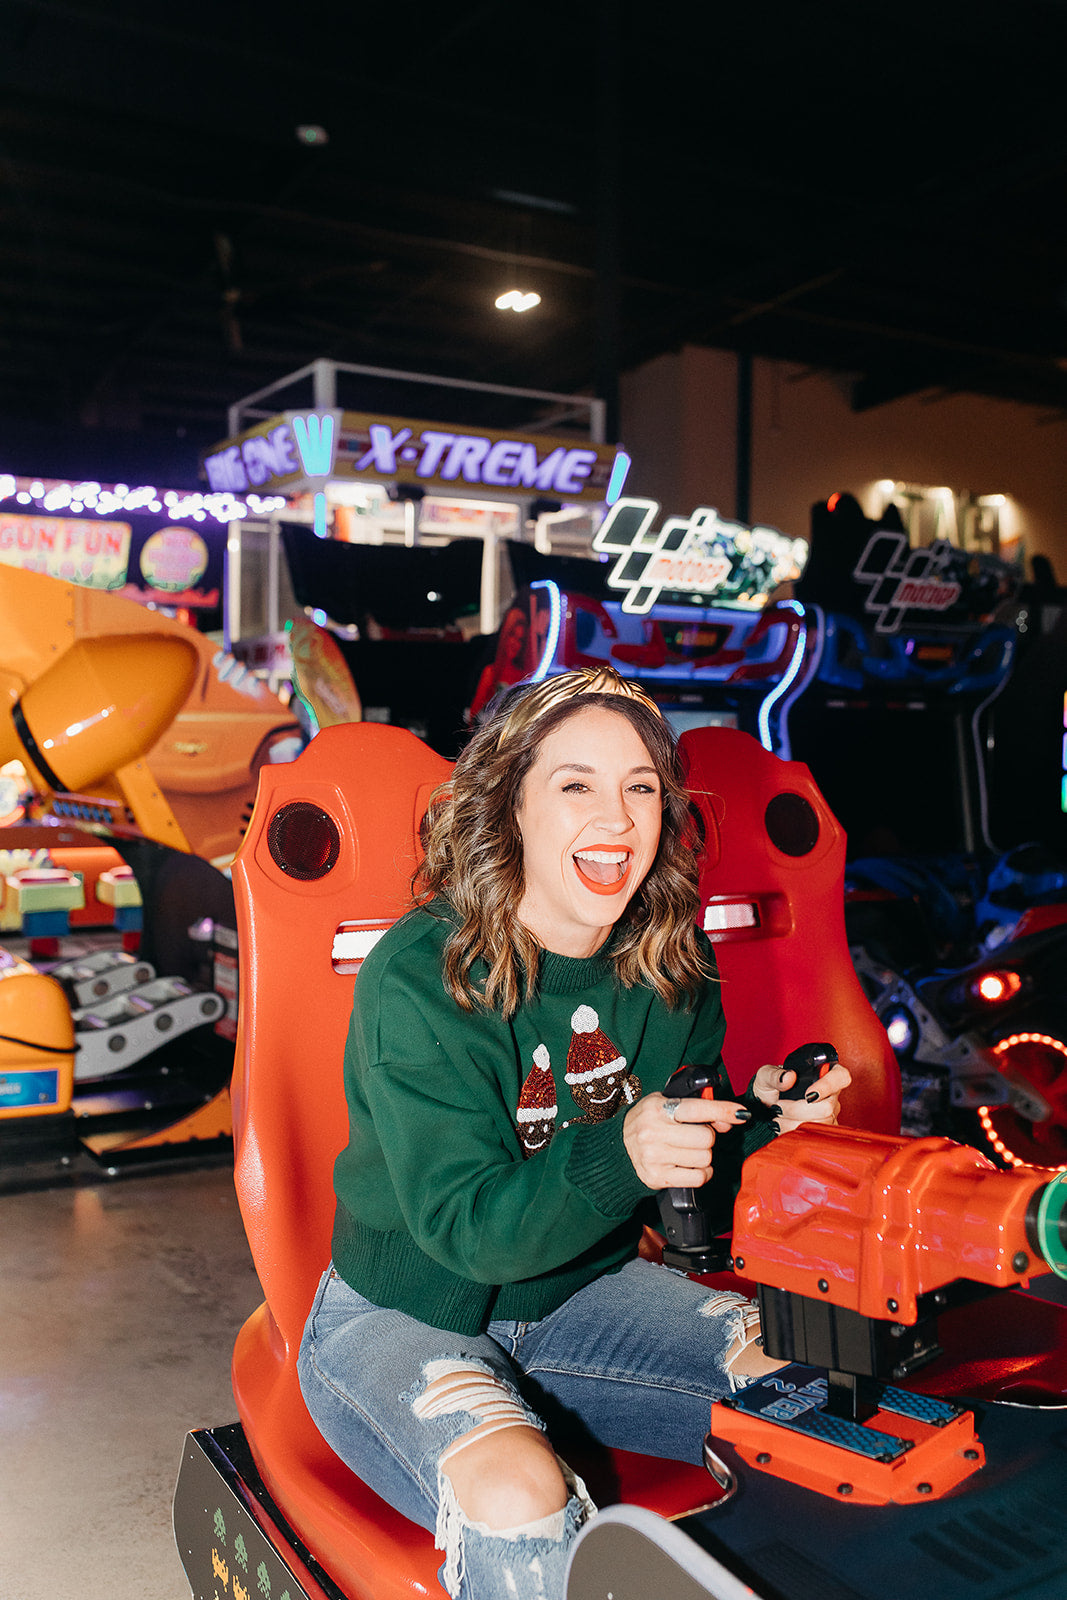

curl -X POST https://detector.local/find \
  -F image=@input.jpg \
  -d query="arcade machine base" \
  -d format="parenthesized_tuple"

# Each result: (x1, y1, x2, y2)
(568, 1396, 1067, 1600)
(566, 1278, 1067, 1600)
(0, 928, 234, 1193)
(175, 1425, 347, 1600)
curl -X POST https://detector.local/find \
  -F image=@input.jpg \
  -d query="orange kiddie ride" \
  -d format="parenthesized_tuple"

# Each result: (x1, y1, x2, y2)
(0, 565, 300, 865)
(0, 565, 299, 1172)
(172, 721, 907, 1600)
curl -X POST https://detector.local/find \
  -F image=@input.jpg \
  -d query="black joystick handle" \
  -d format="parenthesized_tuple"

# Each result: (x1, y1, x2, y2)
(656, 1043, 839, 1272)
(657, 1063, 729, 1272)
(776, 1041, 838, 1100)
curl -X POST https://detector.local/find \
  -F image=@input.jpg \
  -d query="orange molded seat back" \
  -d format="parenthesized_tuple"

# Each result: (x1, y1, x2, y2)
(679, 726, 900, 1135)
(229, 722, 453, 1600)
(231, 721, 452, 1352)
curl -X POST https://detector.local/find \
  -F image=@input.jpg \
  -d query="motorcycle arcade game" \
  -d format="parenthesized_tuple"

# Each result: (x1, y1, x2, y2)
(472, 496, 819, 759)
(778, 496, 1067, 1175)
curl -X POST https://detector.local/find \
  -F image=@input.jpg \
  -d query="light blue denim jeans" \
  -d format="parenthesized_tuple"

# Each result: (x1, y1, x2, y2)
(297, 1258, 760, 1600)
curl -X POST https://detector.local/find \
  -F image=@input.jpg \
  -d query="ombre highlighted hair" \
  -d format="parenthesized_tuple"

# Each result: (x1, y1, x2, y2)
(414, 668, 712, 1017)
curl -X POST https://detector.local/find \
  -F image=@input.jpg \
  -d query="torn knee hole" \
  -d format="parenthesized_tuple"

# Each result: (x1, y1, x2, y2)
(411, 1360, 537, 1464)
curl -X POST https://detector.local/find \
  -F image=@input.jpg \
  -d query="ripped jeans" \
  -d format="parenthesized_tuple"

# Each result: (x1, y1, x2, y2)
(297, 1258, 761, 1600)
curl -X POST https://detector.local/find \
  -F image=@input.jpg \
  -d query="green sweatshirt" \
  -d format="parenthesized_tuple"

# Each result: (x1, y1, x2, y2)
(331, 903, 776, 1335)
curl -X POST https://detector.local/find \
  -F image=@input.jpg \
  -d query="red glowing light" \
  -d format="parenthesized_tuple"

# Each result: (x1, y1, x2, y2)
(975, 969, 1022, 1004)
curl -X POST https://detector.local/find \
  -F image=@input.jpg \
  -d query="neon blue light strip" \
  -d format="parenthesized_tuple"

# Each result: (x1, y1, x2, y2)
(757, 601, 808, 754)
(293, 412, 336, 476)
(529, 580, 562, 681)
(313, 492, 328, 539)
(605, 450, 632, 506)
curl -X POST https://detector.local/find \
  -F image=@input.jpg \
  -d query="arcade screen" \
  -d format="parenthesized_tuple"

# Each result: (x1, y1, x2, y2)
(505, 541, 613, 600)
(789, 702, 969, 857)
(280, 522, 482, 631)
(663, 707, 739, 736)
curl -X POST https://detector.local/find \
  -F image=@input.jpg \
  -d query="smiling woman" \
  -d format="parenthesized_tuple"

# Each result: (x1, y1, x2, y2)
(296, 665, 851, 1600)
(514, 706, 663, 954)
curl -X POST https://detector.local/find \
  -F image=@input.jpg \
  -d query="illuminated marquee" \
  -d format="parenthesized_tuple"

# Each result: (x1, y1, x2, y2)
(0, 514, 130, 588)
(593, 498, 807, 614)
(852, 531, 962, 633)
(202, 410, 625, 504)
(204, 411, 340, 492)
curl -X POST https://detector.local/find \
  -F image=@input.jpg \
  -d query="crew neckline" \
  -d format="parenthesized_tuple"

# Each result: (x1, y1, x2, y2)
(537, 942, 615, 994)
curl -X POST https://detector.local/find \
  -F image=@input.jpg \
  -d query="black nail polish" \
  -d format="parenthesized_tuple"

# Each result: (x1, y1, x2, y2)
(805, 1089, 820, 1103)
(771, 1105, 783, 1118)
(735, 1108, 752, 1121)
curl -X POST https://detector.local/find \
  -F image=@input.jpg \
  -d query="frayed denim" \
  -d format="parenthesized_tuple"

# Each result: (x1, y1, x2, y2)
(298, 1258, 756, 1599)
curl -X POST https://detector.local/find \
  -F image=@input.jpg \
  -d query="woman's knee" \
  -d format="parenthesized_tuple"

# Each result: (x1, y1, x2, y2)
(443, 1423, 568, 1531)
(414, 1363, 568, 1530)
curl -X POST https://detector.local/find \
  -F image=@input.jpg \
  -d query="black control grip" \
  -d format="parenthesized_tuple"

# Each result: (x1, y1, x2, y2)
(657, 1063, 727, 1269)
(776, 1041, 838, 1101)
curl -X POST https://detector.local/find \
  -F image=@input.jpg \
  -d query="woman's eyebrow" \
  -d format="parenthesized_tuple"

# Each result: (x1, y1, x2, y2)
(548, 762, 659, 779)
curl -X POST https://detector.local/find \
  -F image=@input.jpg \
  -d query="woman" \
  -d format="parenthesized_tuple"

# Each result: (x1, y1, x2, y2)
(298, 666, 849, 1600)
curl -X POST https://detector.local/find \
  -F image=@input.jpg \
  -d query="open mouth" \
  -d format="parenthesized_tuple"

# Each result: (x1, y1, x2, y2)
(573, 849, 632, 896)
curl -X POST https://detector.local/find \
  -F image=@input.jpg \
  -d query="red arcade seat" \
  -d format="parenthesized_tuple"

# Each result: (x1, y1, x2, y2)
(174, 719, 900, 1600)
(680, 725, 900, 1134)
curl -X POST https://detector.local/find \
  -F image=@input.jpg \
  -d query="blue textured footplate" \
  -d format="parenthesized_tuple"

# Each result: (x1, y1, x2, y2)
(727, 1375, 912, 1463)
(876, 1386, 962, 1426)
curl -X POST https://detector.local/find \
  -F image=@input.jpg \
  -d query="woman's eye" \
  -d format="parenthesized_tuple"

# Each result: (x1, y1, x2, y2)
(561, 781, 589, 794)
(630, 783, 658, 795)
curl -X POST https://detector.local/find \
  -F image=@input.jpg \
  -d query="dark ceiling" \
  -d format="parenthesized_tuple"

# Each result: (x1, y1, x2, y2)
(2, 0, 1067, 486)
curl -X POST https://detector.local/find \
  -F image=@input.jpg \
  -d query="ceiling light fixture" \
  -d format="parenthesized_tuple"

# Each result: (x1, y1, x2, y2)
(495, 290, 541, 313)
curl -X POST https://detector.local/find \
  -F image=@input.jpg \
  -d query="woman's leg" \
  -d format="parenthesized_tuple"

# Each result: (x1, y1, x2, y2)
(298, 1268, 595, 1600)
(491, 1258, 781, 1466)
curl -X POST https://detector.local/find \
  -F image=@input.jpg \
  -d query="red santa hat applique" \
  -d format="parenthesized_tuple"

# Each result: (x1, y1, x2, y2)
(515, 1044, 558, 1155)
(565, 1005, 626, 1087)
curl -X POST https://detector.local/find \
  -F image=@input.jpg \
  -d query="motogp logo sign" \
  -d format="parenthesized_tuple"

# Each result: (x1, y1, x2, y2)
(853, 531, 962, 633)
(593, 498, 807, 614)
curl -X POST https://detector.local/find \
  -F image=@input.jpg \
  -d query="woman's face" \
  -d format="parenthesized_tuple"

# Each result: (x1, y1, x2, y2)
(514, 704, 663, 958)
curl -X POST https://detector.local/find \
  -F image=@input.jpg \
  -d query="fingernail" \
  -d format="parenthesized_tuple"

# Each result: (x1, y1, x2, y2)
(734, 1108, 752, 1121)
(805, 1089, 820, 1103)
(778, 1069, 790, 1084)
(771, 1105, 783, 1118)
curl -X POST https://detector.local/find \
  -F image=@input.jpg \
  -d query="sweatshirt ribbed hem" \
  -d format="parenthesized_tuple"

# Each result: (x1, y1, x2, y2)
(331, 1205, 638, 1336)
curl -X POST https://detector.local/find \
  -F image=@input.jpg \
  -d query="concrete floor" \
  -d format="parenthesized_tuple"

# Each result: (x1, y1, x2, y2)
(0, 1161, 262, 1600)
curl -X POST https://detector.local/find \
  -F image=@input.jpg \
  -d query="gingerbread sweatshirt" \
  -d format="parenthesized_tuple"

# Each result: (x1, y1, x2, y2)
(331, 902, 777, 1335)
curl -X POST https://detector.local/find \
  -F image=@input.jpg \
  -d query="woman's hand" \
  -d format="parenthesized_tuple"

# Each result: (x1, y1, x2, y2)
(751, 1061, 852, 1132)
(623, 1092, 751, 1190)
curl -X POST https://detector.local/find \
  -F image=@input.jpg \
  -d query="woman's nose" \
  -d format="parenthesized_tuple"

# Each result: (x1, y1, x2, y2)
(595, 788, 632, 831)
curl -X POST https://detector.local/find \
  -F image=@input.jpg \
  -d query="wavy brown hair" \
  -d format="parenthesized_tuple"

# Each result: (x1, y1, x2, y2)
(414, 687, 712, 1016)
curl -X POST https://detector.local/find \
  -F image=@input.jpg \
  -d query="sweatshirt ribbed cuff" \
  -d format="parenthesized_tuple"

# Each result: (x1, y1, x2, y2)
(565, 1114, 652, 1218)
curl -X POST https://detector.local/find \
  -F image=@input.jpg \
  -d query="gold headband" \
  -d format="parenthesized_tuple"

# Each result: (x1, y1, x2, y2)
(493, 666, 663, 750)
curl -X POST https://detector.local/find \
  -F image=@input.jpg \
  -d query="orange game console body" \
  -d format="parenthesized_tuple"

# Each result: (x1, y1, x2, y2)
(0, 566, 299, 863)
(710, 1124, 1067, 1505)
(731, 1124, 1063, 1321)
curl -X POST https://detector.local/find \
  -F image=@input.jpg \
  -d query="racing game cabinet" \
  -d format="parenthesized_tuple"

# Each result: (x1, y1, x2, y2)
(173, 722, 902, 1600)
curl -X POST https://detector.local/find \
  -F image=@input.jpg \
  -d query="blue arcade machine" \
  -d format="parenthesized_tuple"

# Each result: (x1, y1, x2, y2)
(476, 499, 820, 757)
